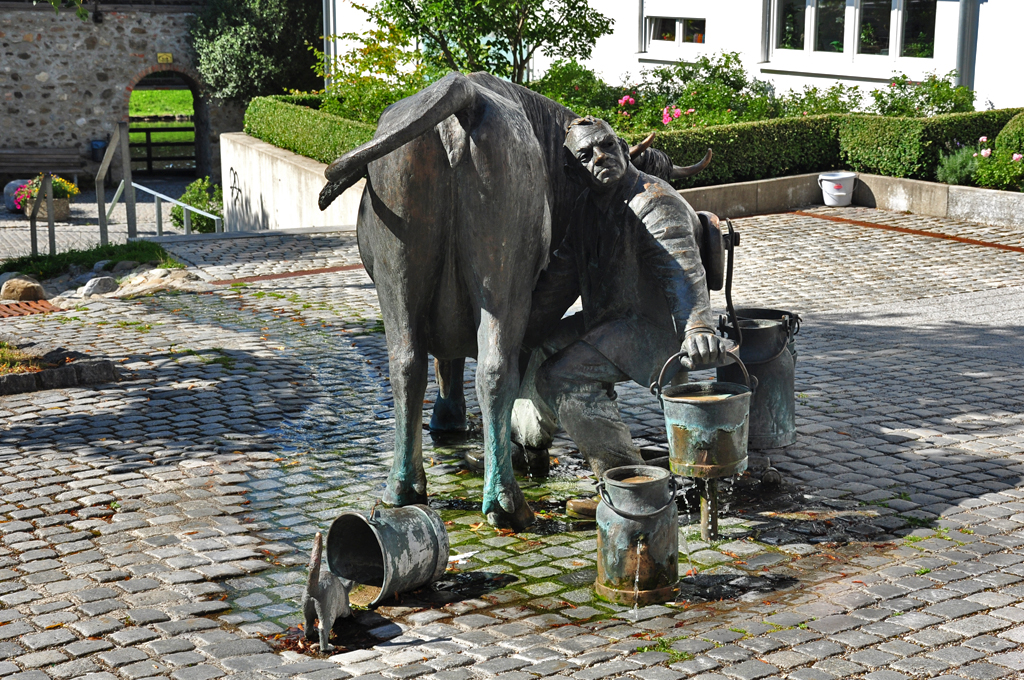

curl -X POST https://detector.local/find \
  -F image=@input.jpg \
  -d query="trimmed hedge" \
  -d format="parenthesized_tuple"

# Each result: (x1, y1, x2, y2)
(243, 96, 375, 166)
(996, 112, 1024, 153)
(243, 95, 1024, 186)
(623, 115, 842, 188)
(839, 109, 1024, 179)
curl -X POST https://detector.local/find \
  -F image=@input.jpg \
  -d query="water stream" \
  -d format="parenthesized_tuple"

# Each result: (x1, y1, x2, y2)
(631, 539, 642, 620)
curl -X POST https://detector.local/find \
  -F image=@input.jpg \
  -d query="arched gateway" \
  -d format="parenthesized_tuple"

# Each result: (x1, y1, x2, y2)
(0, 0, 242, 184)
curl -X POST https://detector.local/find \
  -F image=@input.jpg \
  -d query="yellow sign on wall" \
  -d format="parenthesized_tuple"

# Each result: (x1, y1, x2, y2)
(157, 53, 173, 64)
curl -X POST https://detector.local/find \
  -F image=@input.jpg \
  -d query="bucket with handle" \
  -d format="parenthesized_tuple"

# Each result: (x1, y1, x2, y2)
(718, 308, 801, 449)
(651, 347, 752, 540)
(326, 504, 449, 607)
(818, 171, 856, 207)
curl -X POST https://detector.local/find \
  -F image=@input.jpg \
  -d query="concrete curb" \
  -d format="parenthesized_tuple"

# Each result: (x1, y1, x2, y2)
(0, 333, 119, 395)
(145, 224, 356, 244)
(681, 172, 1024, 229)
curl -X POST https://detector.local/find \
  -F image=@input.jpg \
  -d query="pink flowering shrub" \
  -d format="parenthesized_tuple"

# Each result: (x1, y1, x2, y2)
(973, 134, 1024, 192)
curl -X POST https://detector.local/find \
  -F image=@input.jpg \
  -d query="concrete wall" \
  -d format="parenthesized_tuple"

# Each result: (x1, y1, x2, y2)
(689, 170, 1024, 229)
(0, 4, 244, 182)
(681, 173, 827, 220)
(221, 132, 363, 232)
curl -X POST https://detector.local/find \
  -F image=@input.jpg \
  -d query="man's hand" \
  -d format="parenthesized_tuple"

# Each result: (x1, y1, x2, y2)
(681, 330, 729, 369)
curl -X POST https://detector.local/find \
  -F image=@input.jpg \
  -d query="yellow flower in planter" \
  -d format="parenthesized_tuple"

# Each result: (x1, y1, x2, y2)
(13, 174, 80, 211)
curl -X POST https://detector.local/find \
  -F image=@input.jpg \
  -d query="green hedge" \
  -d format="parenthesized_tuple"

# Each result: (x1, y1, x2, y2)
(623, 115, 842, 188)
(243, 95, 1024, 185)
(243, 96, 375, 165)
(839, 109, 1024, 179)
(996, 112, 1024, 153)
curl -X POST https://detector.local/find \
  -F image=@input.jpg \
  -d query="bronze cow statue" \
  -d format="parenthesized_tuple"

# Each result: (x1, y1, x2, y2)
(320, 71, 709, 529)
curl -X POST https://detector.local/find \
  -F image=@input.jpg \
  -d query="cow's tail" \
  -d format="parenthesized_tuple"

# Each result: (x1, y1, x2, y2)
(319, 72, 478, 210)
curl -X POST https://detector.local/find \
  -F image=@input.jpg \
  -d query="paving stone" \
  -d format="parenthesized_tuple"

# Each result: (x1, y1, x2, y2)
(928, 646, 986, 666)
(806, 615, 861, 635)
(960, 661, 1011, 680)
(20, 628, 76, 650)
(890, 657, 952, 676)
(849, 650, 897, 668)
(572, 659, 639, 680)
(628, 667, 684, 680)
(718, 660, 777, 680)
(170, 666, 225, 680)
(97, 647, 149, 667)
(791, 641, 843, 661)
(200, 639, 272, 659)
(942, 615, 1010, 637)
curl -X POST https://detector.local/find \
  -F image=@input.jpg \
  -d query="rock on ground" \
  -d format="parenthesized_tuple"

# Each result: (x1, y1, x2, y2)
(0, 275, 45, 301)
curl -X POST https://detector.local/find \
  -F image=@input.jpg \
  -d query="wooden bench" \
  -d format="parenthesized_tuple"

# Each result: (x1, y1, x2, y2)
(0, 148, 89, 184)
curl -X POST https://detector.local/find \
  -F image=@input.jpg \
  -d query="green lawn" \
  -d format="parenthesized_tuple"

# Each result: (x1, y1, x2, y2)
(129, 89, 194, 118)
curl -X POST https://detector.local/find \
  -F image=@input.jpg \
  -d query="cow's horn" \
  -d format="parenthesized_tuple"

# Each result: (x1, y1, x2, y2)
(671, 148, 713, 179)
(629, 132, 656, 159)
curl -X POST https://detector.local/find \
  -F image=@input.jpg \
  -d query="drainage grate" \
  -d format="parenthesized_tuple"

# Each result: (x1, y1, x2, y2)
(0, 300, 58, 319)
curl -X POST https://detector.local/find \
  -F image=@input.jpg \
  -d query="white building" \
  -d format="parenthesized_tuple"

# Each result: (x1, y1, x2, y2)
(329, 0, 1024, 109)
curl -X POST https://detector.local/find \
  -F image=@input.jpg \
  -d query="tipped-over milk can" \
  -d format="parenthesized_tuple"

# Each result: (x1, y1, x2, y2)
(326, 504, 449, 607)
(718, 308, 800, 449)
(595, 465, 678, 605)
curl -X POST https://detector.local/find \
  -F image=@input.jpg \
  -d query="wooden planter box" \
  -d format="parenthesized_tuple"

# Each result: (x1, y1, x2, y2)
(23, 197, 71, 222)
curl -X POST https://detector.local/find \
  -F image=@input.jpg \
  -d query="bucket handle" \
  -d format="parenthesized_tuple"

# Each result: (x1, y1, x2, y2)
(786, 312, 802, 340)
(596, 474, 678, 520)
(650, 348, 754, 397)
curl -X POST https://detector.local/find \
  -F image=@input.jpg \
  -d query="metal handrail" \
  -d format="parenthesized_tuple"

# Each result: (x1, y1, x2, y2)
(103, 179, 224, 235)
(131, 182, 222, 235)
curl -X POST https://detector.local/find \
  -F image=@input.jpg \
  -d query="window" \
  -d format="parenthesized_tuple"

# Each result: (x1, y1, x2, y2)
(778, 0, 806, 50)
(682, 19, 706, 44)
(653, 17, 676, 42)
(858, 0, 891, 55)
(815, 0, 845, 52)
(901, 0, 936, 58)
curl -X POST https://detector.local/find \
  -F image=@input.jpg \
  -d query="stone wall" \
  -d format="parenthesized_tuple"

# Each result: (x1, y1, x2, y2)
(0, 3, 244, 182)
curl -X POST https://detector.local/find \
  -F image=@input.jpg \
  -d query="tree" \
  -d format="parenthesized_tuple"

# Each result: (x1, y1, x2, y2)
(312, 2, 444, 124)
(378, 0, 614, 85)
(190, 0, 322, 102)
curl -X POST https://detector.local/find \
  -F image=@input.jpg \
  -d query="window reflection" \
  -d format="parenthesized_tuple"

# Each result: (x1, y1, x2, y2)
(858, 0, 891, 55)
(815, 0, 845, 52)
(778, 0, 805, 50)
(902, 0, 936, 58)
(653, 17, 676, 42)
(683, 18, 706, 44)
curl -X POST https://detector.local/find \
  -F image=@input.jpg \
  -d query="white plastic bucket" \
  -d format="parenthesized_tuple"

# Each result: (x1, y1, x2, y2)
(818, 171, 857, 207)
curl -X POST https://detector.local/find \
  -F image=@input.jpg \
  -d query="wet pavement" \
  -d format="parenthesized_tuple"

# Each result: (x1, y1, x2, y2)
(1, 206, 1024, 680)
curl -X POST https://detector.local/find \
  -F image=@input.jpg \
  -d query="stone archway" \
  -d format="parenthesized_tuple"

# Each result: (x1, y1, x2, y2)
(124, 64, 213, 179)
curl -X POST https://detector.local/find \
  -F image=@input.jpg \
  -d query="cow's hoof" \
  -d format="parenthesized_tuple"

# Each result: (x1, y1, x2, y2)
(382, 481, 427, 507)
(429, 396, 468, 433)
(483, 484, 535, 531)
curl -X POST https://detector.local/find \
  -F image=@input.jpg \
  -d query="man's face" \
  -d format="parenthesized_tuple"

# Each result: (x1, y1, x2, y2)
(565, 121, 628, 192)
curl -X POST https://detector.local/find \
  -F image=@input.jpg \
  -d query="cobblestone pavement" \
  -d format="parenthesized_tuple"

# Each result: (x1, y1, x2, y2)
(2, 207, 1024, 680)
(0, 178, 190, 259)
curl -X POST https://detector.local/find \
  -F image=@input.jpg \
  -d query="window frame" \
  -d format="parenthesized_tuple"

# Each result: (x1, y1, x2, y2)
(771, 0, 937, 64)
(643, 16, 709, 51)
